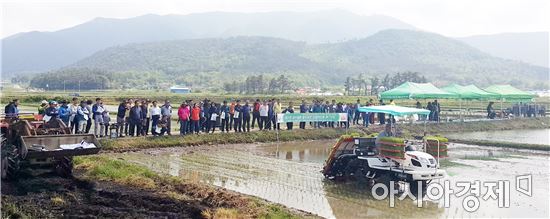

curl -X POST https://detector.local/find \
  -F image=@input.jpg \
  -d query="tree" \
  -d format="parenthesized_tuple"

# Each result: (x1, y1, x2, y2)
(370, 76, 380, 95)
(277, 75, 291, 94)
(357, 74, 364, 95)
(268, 78, 278, 94)
(344, 77, 351, 95)
(381, 74, 391, 91)
(223, 82, 232, 93)
(257, 75, 266, 94)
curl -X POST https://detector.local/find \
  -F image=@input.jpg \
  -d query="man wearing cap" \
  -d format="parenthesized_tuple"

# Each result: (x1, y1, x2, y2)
(45, 101, 60, 120)
(38, 100, 48, 116)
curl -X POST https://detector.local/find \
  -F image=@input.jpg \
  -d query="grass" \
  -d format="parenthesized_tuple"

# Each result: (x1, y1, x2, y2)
(50, 196, 66, 206)
(1, 203, 31, 219)
(449, 138, 550, 151)
(100, 128, 361, 152)
(460, 154, 526, 161)
(401, 117, 550, 135)
(461, 156, 501, 161)
(74, 156, 158, 188)
(439, 159, 473, 168)
(202, 208, 241, 219)
(73, 156, 311, 218)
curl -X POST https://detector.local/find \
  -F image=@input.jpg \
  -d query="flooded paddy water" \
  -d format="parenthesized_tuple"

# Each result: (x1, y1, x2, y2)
(447, 128, 550, 145)
(112, 137, 550, 218)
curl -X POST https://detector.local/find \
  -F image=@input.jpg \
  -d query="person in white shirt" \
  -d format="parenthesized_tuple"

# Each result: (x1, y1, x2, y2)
(150, 101, 162, 135)
(259, 101, 269, 130)
(76, 101, 90, 134)
(68, 97, 79, 133)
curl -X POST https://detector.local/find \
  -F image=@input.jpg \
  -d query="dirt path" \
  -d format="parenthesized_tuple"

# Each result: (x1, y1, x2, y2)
(1, 171, 205, 218)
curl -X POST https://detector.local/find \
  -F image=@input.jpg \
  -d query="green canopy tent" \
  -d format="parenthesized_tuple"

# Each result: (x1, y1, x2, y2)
(380, 82, 457, 100)
(442, 84, 499, 100)
(442, 84, 500, 120)
(484, 85, 535, 101)
(484, 85, 536, 118)
(441, 84, 469, 120)
(463, 85, 500, 99)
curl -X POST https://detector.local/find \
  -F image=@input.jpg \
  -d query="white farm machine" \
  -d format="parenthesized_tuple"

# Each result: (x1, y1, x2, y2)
(322, 105, 447, 197)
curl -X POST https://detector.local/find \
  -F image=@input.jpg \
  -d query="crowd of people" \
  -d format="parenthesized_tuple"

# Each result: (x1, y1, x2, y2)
(110, 98, 394, 137)
(3, 97, 546, 138)
(4, 97, 410, 138)
(487, 102, 546, 119)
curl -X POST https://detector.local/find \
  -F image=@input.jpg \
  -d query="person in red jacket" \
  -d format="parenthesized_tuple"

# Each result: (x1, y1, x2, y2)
(178, 102, 190, 135)
(190, 103, 201, 134)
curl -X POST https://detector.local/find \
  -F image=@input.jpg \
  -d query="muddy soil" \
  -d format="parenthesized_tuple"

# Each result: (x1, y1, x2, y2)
(1, 171, 205, 218)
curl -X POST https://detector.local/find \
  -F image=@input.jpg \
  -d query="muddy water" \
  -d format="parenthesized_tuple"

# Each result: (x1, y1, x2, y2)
(114, 140, 549, 218)
(447, 129, 550, 145)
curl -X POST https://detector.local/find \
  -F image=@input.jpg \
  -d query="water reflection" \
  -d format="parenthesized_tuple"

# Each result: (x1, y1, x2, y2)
(271, 141, 332, 163)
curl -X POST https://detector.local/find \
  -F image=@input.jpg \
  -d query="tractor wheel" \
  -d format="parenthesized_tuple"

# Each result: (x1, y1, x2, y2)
(55, 157, 73, 178)
(1, 153, 20, 180)
(410, 180, 428, 198)
(352, 160, 370, 182)
(371, 174, 395, 196)
(344, 159, 360, 180)
(1, 156, 7, 179)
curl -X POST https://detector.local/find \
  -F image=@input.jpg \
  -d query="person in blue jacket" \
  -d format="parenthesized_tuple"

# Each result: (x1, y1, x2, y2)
(282, 103, 295, 130)
(207, 102, 219, 133)
(346, 103, 354, 128)
(4, 99, 19, 119)
(299, 99, 308, 129)
(129, 101, 143, 136)
(233, 100, 243, 132)
(45, 101, 60, 119)
(241, 101, 251, 132)
(220, 101, 230, 132)
(59, 100, 71, 125)
(311, 100, 323, 128)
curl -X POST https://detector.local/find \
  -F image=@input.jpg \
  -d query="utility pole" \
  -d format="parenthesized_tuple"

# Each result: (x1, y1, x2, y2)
(64, 80, 66, 93)
(78, 80, 81, 93)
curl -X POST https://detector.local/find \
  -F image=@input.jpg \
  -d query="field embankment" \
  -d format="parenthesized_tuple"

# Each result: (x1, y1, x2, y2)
(100, 117, 550, 152)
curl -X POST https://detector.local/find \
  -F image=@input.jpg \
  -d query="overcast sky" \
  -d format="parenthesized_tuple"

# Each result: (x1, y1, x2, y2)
(1, 0, 549, 38)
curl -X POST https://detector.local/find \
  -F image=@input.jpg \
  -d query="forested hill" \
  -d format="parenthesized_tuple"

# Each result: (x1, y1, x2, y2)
(2, 10, 416, 74)
(64, 29, 548, 88)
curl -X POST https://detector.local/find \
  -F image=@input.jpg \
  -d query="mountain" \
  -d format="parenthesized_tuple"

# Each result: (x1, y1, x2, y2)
(458, 32, 549, 68)
(1, 10, 416, 75)
(49, 29, 547, 89)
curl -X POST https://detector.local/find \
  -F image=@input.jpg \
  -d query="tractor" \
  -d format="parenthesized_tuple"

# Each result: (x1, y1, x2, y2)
(1, 113, 101, 180)
(322, 105, 447, 197)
